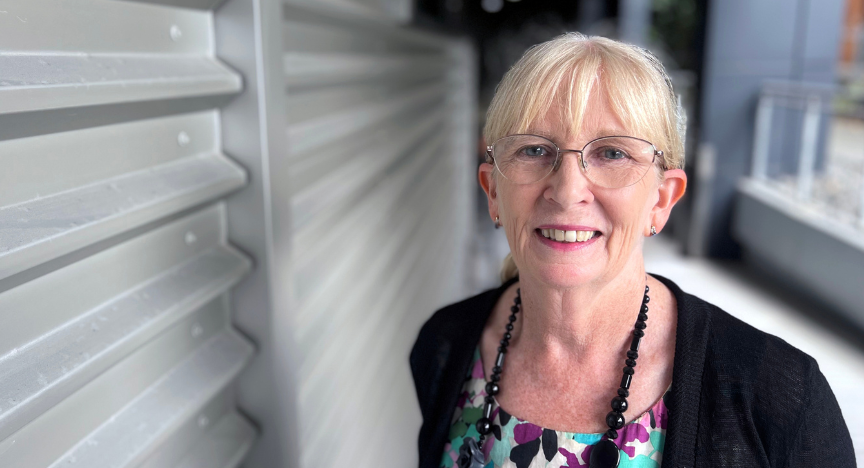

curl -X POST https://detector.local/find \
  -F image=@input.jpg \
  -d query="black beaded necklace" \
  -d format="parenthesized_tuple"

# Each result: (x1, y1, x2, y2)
(457, 284, 651, 468)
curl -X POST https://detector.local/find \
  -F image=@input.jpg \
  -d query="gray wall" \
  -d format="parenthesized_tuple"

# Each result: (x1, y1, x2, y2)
(734, 180, 864, 330)
(693, 0, 845, 257)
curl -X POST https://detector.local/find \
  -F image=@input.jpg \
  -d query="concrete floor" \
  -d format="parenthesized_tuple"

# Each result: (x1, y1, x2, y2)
(471, 220, 864, 460)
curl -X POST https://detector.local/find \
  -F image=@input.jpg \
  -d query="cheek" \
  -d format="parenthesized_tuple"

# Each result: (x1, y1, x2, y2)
(602, 190, 654, 243)
(498, 186, 545, 249)
(499, 185, 542, 223)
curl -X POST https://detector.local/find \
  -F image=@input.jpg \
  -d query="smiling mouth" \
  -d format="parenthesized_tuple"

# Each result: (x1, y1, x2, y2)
(537, 228, 601, 243)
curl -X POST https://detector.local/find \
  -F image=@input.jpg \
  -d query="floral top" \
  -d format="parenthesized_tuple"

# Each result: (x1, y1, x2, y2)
(440, 347, 670, 468)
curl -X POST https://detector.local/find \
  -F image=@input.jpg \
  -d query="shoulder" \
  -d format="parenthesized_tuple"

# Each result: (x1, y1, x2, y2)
(413, 276, 518, 353)
(668, 278, 820, 398)
(409, 281, 513, 423)
(655, 273, 817, 383)
(684, 287, 819, 392)
(410, 282, 506, 368)
(658, 276, 853, 466)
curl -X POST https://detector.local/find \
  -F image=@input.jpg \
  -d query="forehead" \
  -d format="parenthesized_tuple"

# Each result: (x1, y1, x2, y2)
(525, 89, 629, 143)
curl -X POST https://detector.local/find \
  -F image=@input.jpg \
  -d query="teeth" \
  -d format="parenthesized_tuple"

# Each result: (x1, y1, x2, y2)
(541, 229, 597, 243)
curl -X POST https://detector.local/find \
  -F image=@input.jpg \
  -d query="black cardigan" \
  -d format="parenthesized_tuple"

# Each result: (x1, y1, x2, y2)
(409, 275, 856, 468)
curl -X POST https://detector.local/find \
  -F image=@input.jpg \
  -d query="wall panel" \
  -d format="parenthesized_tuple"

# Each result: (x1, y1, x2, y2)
(1, 0, 475, 465)
(0, 0, 257, 466)
(281, 3, 475, 466)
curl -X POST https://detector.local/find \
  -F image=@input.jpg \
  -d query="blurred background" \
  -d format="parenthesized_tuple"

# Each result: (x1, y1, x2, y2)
(0, 0, 863, 466)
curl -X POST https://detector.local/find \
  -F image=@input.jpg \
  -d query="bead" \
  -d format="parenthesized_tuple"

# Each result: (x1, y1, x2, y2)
(500, 339, 509, 347)
(635, 321, 647, 330)
(620, 373, 632, 389)
(605, 411, 625, 429)
(511, 305, 519, 313)
(630, 335, 642, 351)
(622, 366, 634, 375)
(504, 333, 511, 340)
(495, 353, 505, 368)
(476, 418, 492, 435)
(514, 296, 521, 304)
(638, 313, 648, 321)
(505, 324, 514, 331)
(626, 350, 638, 359)
(645, 285, 649, 293)
(634, 329, 645, 338)
(617, 388, 630, 398)
(508, 315, 517, 323)
(641, 304, 648, 313)
(605, 428, 618, 440)
(491, 373, 501, 382)
(459, 437, 484, 467)
(516, 288, 520, 295)
(485, 395, 495, 404)
(483, 402, 493, 419)
(643, 295, 650, 303)
(497, 346, 507, 353)
(590, 439, 620, 467)
(485, 382, 500, 395)
(611, 396, 628, 412)
(492, 366, 502, 374)
(625, 358, 637, 367)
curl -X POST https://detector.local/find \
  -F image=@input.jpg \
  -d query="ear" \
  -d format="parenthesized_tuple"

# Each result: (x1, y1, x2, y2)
(478, 162, 498, 222)
(649, 169, 687, 234)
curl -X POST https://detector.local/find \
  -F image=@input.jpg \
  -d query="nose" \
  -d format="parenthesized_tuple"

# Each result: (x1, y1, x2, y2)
(545, 150, 595, 208)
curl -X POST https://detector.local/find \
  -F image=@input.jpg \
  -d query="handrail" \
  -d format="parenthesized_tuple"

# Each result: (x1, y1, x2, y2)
(751, 79, 864, 228)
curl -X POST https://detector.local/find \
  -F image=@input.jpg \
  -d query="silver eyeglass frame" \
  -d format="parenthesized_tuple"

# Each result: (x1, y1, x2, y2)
(484, 134, 665, 188)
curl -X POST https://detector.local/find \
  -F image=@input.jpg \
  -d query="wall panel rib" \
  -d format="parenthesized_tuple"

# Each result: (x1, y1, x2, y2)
(0, 0, 257, 466)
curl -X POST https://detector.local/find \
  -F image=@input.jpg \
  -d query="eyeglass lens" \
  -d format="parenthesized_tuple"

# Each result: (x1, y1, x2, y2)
(491, 135, 656, 188)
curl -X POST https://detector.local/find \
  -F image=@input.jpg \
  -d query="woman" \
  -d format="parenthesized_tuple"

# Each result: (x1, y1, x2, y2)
(410, 34, 855, 468)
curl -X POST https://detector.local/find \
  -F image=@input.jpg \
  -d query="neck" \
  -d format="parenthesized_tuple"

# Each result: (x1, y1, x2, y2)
(514, 255, 648, 365)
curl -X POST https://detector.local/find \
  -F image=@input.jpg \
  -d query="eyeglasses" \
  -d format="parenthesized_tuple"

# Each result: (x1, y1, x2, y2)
(485, 134, 663, 188)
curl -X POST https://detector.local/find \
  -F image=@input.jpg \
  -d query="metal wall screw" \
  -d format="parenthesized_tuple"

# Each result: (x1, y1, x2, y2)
(177, 131, 190, 147)
(170, 25, 183, 41)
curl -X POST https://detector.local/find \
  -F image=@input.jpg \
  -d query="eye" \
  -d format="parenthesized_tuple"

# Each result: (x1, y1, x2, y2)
(600, 147, 629, 160)
(520, 145, 552, 157)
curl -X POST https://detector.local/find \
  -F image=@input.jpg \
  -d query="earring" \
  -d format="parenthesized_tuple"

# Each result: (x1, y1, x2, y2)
(650, 225, 657, 236)
(494, 216, 501, 229)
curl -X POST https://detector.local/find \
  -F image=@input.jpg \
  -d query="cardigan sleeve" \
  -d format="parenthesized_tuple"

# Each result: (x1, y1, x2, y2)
(783, 361, 856, 468)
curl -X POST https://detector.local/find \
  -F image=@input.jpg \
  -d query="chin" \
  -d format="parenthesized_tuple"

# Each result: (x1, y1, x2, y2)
(529, 262, 603, 289)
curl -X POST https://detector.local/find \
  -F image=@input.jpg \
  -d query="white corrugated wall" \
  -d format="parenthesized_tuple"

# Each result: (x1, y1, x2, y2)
(0, 1, 256, 466)
(0, 0, 475, 466)
(279, 2, 476, 466)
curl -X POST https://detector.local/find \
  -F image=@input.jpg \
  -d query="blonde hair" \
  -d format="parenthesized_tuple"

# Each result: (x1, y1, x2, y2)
(488, 33, 686, 283)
